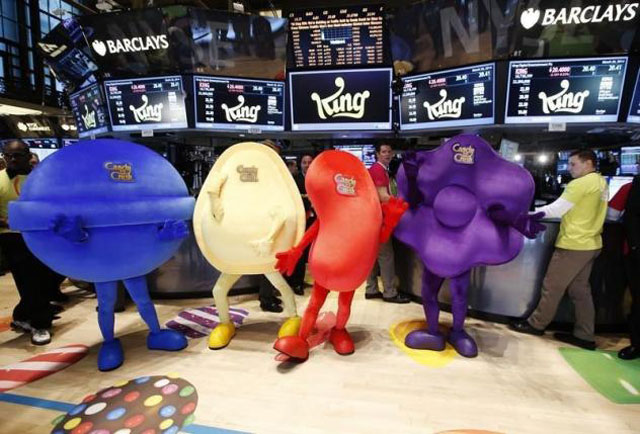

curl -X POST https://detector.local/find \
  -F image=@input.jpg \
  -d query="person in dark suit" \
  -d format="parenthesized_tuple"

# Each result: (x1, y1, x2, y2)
(618, 175, 640, 359)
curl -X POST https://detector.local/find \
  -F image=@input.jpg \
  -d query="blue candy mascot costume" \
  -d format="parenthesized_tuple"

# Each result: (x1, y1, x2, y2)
(9, 139, 194, 371)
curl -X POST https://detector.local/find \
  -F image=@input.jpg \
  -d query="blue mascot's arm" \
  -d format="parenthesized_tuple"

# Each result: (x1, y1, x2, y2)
(49, 214, 89, 243)
(157, 220, 189, 241)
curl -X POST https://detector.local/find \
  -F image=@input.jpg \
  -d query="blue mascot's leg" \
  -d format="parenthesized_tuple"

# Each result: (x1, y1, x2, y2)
(123, 276, 187, 352)
(448, 271, 478, 358)
(405, 268, 445, 351)
(95, 281, 124, 371)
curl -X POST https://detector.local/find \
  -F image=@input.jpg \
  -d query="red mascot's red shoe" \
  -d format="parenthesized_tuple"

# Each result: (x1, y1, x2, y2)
(329, 328, 354, 355)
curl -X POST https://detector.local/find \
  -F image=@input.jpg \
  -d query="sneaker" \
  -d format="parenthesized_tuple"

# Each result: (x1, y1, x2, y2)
(10, 320, 32, 333)
(508, 319, 545, 336)
(383, 293, 411, 304)
(31, 329, 51, 345)
(553, 332, 596, 350)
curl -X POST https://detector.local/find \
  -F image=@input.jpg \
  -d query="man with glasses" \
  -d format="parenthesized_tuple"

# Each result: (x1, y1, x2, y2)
(0, 140, 63, 344)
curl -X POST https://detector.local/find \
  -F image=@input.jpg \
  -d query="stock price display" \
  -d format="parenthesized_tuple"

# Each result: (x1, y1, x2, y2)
(194, 76, 284, 131)
(69, 84, 109, 137)
(104, 76, 188, 131)
(400, 63, 494, 130)
(506, 57, 627, 124)
(289, 5, 385, 68)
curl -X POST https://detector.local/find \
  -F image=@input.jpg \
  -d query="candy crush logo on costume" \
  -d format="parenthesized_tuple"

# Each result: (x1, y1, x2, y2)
(129, 95, 163, 123)
(311, 77, 370, 120)
(104, 162, 134, 182)
(452, 143, 475, 165)
(236, 165, 258, 182)
(221, 95, 261, 123)
(423, 89, 465, 120)
(91, 34, 169, 57)
(519, 4, 638, 29)
(334, 174, 357, 196)
(539, 80, 589, 114)
(82, 105, 96, 129)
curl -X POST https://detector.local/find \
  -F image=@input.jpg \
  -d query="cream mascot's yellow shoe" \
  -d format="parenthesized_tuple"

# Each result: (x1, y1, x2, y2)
(208, 322, 236, 349)
(278, 316, 302, 338)
(193, 142, 306, 350)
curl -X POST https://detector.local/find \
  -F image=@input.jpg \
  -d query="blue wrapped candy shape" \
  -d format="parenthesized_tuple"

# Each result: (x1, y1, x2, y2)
(9, 139, 195, 371)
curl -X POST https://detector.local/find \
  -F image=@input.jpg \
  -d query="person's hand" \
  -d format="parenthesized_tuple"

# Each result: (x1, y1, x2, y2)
(275, 247, 303, 276)
(157, 220, 189, 241)
(49, 214, 89, 243)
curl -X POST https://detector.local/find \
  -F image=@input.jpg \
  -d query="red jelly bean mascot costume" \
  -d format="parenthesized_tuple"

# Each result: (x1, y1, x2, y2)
(274, 150, 408, 361)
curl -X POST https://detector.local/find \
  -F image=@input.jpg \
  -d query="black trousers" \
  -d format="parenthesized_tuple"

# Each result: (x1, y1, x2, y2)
(0, 233, 64, 329)
(623, 251, 640, 347)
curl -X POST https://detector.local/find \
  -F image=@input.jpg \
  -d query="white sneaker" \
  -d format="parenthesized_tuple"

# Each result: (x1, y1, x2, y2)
(10, 320, 32, 332)
(31, 329, 51, 345)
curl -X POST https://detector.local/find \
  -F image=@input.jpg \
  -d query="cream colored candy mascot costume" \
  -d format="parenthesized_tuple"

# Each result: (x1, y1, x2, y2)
(193, 142, 305, 349)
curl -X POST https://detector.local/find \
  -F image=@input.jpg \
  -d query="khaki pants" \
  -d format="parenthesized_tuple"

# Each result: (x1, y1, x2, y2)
(528, 248, 600, 341)
(366, 239, 397, 298)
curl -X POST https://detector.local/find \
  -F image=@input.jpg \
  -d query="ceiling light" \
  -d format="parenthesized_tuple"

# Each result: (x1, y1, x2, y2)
(537, 154, 549, 164)
(514, 154, 522, 162)
(0, 104, 42, 115)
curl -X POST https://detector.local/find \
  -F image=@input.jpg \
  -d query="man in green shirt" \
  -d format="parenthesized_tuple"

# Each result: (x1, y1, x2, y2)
(0, 140, 63, 345)
(510, 150, 608, 350)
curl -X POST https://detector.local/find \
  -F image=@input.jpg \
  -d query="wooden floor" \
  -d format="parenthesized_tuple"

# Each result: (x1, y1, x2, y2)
(0, 274, 638, 434)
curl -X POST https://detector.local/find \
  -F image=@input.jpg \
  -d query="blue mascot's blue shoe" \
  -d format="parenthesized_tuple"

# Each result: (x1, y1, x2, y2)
(98, 338, 124, 371)
(147, 329, 188, 351)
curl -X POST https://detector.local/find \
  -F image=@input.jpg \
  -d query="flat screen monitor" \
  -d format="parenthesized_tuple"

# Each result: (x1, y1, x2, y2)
(69, 84, 110, 138)
(193, 76, 284, 132)
(104, 76, 188, 132)
(620, 146, 640, 175)
(289, 68, 392, 131)
(505, 57, 627, 124)
(609, 176, 634, 201)
(30, 148, 58, 161)
(334, 144, 376, 168)
(24, 138, 59, 149)
(400, 63, 494, 131)
(627, 71, 640, 124)
(556, 151, 571, 174)
(288, 5, 387, 69)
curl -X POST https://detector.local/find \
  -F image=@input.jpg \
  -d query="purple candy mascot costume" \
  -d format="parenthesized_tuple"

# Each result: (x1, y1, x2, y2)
(395, 135, 545, 357)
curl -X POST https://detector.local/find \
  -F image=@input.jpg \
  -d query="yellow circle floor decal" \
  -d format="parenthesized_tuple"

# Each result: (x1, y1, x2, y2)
(389, 320, 457, 367)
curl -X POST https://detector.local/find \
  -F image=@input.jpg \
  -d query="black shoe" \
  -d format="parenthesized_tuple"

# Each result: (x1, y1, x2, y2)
(509, 320, 545, 336)
(383, 293, 411, 304)
(618, 345, 640, 360)
(95, 305, 126, 313)
(553, 332, 596, 350)
(50, 292, 69, 303)
(260, 301, 283, 313)
(292, 285, 304, 296)
(50, 303, 64, 314)
(365, 292, 383, 300)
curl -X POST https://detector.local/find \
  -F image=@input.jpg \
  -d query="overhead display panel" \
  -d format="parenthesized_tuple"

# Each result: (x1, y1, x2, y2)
(626, 71, 640, 124)
(193, 76, 284, 131)
(104, 75, 188, 132)
(288, 5, 387, 69)
(69, 84, 110, 137)
(505, 57, 627, 124)
(288, 68, 392, 131)
(400, 63, 495, 130)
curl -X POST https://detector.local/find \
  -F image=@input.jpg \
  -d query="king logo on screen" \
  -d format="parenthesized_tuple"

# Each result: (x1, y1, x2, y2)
(82, 105, 96, 129)
(311, 77, 370, 120)
(538, 80, 589, 114)
(129, 95, 163, 123)
(423, 89, 465, 120)
(221, 95, 261, 123)
(520, 3, 638, 28)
